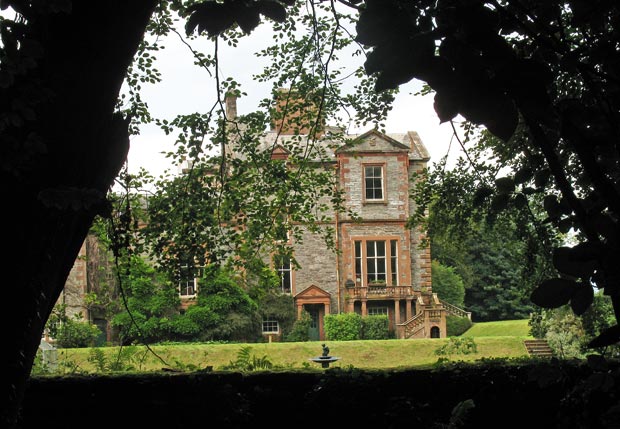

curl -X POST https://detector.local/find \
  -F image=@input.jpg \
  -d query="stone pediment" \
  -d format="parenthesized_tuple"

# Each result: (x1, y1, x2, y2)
(271, 144, 290, 160)
(294, 284, 331, 299)
(336, 129, 410, 153)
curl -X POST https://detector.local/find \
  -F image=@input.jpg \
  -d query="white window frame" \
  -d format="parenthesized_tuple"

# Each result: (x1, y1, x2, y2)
(363, 164, 385, 202)
(262, 320, 280, 334)
(353, 238, 399, 287)
(179, 265, 202, 297)
(274, 255, 293, 294)
(366, 240, 387, 283)
(368, 306, 389, 316)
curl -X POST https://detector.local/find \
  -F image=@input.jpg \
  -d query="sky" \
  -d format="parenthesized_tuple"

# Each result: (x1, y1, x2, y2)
(0, 6, 464, 180)
(0, 6, 465, 183)
(125, 18, 465, 180)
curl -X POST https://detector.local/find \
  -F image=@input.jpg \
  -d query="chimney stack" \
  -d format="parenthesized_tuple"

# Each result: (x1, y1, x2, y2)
(225, 92, 237, 120)
(272, 87, 324, 137)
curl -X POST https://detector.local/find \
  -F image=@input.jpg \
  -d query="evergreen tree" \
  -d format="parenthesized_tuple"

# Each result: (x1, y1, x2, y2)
(412, 156, 558, 322)
(464, 223, 536, 321)
(431, 260, 465, 308)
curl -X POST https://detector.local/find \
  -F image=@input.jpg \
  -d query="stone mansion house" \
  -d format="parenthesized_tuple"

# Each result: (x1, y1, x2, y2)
(60, 92, 471, 344)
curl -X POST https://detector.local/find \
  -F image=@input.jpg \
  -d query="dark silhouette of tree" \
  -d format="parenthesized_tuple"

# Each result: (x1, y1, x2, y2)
(0, 1, 306, 425)
(355, 0, 620, 345)
(1, 1, 159, 425)
(2, 0, 619, 427)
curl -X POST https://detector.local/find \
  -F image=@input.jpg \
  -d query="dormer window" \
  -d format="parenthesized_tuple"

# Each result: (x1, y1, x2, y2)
(363, 164, 385, 202)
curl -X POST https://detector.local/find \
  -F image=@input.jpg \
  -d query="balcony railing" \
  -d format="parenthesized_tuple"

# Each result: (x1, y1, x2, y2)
(346, 285, 419, 300)
(439, 299, 472, 320)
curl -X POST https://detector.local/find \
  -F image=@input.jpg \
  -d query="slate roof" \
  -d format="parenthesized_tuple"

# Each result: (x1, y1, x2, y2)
(252, 127, 431, 162)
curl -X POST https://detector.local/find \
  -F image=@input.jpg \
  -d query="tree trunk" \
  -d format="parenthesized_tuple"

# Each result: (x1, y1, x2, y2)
(1, 1, 158, 427)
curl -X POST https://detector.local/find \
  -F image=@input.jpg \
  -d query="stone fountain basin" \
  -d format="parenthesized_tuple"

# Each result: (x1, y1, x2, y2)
(309, 356, 341, 368)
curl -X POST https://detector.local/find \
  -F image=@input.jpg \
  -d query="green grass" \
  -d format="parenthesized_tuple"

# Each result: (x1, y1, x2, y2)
(53, 319, 535, 374)
(461, 319, 533, 338)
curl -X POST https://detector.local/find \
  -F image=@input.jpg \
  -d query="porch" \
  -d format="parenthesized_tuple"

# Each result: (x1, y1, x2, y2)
(344, 285, 424, 333)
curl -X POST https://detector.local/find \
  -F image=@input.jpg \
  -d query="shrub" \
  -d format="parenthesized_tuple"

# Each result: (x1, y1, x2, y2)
(259, 293, 297, 339)
(324, 312, 362, 341)
(361, 315, 390, 340)
(55, 317, 101, 348)
(528, 308, 547, 338)
(545, 308, 586, 359)
(446, 315, 473, 337)
(532, 306, 588, 359)
(434, 337, 478, 360)
(285, 310, 312, 342)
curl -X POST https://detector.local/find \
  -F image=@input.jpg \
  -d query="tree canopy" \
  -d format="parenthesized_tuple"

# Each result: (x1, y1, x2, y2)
(431, 260, 465, 309)
(411, 138, 561, 321)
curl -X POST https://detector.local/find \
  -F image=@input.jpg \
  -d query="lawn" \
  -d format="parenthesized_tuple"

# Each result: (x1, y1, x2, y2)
(462, 319, 533, 337)
(54, 319, 535, 374)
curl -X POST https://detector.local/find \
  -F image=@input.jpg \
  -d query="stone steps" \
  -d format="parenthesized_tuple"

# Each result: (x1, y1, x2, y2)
(524, 339, 554, 358)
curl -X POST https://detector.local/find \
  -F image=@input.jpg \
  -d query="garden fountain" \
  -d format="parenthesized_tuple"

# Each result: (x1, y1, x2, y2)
(309, 343, 340, 368)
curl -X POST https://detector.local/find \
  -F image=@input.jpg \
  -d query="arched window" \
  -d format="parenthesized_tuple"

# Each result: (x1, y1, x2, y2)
(430, 326, 440, 338)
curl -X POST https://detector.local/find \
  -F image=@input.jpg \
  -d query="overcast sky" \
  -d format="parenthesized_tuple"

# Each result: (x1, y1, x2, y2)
(125, 18, 465, 180)
(0, 7, 463, 180)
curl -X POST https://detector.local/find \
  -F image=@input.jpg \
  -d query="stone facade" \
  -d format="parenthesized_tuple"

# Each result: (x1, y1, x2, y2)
(59, 94, 458, 344)
(285, 129, 445, 340)
(59, 241, 88, 321)
(224, 93, 451, 340)
(52, 235, 116, 344)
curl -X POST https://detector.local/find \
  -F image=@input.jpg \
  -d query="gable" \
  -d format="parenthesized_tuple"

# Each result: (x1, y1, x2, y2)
(336, 129, 410, 154)
(294, 284, 331, 299)
(271, 144, 290, 160)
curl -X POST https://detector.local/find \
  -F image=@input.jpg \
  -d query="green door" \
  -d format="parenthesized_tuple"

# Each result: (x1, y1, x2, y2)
(93, 319, 107, 346)
(307, 307, 320, 341)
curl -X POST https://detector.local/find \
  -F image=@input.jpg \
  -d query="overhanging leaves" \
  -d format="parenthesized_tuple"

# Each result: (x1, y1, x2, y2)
(473, 186, 493, 207)
(530, 278, 578, 308)
(185, 2, 235, 37)
(543, 194, 562, 219)
(490, 193, 510, 211)
(495, 177, 515, 195)
(514, 167, 533, 185)
(257, 1, 287, 22)
(570, 282, 594, 315)
(587, 325, 620, 348)
(552, 245, 599, 278)
(185, 0, 290, 37)
(434, 90, 459, 124)
(512, 193, 527, 209)
(534, 168, 551, 188)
